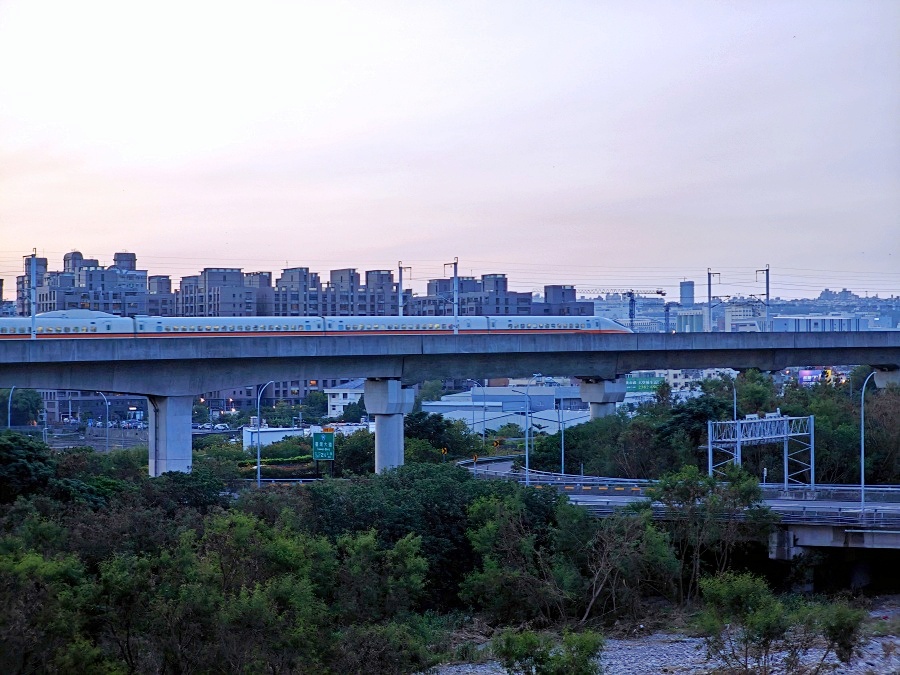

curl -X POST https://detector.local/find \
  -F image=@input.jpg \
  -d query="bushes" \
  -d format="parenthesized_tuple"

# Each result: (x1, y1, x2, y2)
(699, 571, 866, 674)
(492, 629, 604, 675)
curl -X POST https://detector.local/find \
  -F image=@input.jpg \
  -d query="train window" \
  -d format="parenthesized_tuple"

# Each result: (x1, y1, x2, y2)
(0, 328, 5, 334)
(90, 326, 97, 333)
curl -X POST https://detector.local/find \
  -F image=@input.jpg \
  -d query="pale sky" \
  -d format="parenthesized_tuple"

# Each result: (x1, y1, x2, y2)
(1, 0, 898, 302)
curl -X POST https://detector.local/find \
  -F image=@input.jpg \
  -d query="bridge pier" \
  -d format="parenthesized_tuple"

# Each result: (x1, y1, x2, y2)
(365, 378, 415, 473)
(875, 369, 900, 388)
(579, 377, 627, 419)
(147, 395, 193, 476)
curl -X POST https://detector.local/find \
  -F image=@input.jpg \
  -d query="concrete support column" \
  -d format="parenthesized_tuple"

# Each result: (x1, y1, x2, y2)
(579, 377, 627, 419)
(364, 378, 415, 473)
(147, 395, 193, 477)
(874, 369, 900, 389)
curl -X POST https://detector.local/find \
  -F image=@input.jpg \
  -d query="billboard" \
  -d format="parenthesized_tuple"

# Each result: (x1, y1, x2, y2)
(798, 370, 823, 387)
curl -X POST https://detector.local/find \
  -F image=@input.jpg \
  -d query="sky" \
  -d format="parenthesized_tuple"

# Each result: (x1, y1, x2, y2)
(1, 0, 898, 302)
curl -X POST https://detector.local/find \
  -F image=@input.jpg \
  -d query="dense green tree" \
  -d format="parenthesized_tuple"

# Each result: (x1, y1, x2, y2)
(0, 388, 43, 426)
(461, 491, 570, 624)
(646, 464, 773, 602)
(338, 396, 367, 423)
(0, 432, 56, 504)
(413, 379, 446, 412)
(405, 411, 476, 455)
(334, 429, 375, 475)
(405, 437, 444, 464)
(302, 391, 328, 423)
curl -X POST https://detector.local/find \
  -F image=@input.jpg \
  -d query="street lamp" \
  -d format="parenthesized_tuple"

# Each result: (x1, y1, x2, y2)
(557, 400, 566, 475)
(465, 379, 486, 448)
(7, 385, 15, 429)
(524, 373, 542, 487)
(860, 371, 877, 513)
(256, 381, 275, 488)
(96, 392, 109, 453)
(727, 374, 737, 420)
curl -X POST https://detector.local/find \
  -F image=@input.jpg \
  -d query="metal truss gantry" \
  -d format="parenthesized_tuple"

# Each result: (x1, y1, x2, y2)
(707, 414, 815, 488)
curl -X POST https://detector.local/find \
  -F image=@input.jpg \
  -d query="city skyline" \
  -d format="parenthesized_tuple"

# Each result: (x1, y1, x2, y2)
(1, 1, 898, 302)
(4, 248, 897, 306)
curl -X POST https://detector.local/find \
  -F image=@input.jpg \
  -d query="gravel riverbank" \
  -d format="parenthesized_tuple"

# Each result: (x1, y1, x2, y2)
(429, 597, 900, 675)
(431, 633, 900, 674)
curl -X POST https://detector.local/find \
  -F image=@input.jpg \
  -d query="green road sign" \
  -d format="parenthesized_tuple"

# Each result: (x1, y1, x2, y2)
(312, 432, 335, 460)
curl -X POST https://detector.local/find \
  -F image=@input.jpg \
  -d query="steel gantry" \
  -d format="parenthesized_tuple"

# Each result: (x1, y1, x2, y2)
(708, 413, 815, 488)
(576, 288, 667, 331)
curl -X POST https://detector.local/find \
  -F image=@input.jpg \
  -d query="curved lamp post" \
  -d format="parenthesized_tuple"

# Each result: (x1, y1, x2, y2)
(7, 385, 15, 429)
(96, 391, 109, 453)
(256, 381, 275, 488)
(465, 379, 486, 448)
(860, 371, 877, 513)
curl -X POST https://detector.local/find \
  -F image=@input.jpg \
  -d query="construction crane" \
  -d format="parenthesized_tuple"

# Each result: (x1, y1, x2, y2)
(576, 288, 667, 331)
(664, 301, 681, 333)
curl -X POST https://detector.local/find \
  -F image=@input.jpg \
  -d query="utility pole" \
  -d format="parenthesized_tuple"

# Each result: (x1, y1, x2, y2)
(756, 264, 770, 331)
(397, 262, 411, 317)
(29, 250, 37, 340)
(707, 269, 720, 332)
(444, 257, 459, 335)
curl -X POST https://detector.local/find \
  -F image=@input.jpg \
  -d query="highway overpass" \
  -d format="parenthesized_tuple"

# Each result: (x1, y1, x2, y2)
(2, 331, 898, 476)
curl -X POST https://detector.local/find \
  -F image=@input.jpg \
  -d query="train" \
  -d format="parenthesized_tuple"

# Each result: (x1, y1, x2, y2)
(0, 309, 631, 338)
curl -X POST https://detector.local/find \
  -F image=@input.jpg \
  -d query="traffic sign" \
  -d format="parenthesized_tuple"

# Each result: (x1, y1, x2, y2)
(312, 432, 335, 460)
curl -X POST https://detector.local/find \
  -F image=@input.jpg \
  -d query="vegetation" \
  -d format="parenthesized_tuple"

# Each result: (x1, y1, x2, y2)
(0, 388, 44, 426)
(698, 571, 866, 674)
(0, 371, 893, 673)
(530, 369, 900, 485)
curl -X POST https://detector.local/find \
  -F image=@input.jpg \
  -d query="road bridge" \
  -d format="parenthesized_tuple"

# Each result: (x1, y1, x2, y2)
(463, 457, 900, 557)
(2, 331, 898, 475)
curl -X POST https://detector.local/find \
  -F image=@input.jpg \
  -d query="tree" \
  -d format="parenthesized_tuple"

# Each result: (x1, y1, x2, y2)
(0, 389, 43, 426)
(699, 572, 866, 674)
(645, 464, 773, 602)
(334, 429, 375, 476)
(0, 432, 56, 503)
(405, 411, 476, 455)
(301, 391, 327, 423)
(461, 492, 570, 624)
(699, 572, 790, 673)
(413, 380, 445, 412)
(338, 396, 366, 423)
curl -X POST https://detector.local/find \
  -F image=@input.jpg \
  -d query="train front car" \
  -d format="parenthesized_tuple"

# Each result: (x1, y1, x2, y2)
(0, 310, 134, 338)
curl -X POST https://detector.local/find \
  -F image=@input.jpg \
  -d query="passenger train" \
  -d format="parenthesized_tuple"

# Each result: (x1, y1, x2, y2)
(0, 309, 630, 339)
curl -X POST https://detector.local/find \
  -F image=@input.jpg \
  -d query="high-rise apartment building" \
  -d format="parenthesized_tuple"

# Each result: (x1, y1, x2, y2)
(16, 252, 149, 316)
(177, 268, 273, 317)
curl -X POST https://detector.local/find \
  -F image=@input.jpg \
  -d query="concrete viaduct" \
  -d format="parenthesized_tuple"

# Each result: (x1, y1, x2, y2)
(1, 331, 898, 476)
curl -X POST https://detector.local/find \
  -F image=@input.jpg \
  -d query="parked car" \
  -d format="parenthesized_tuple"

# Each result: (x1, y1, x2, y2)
(214, 423, 229, 431)
(191, 423, 200, 429)
(200, 423, 213, 430)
